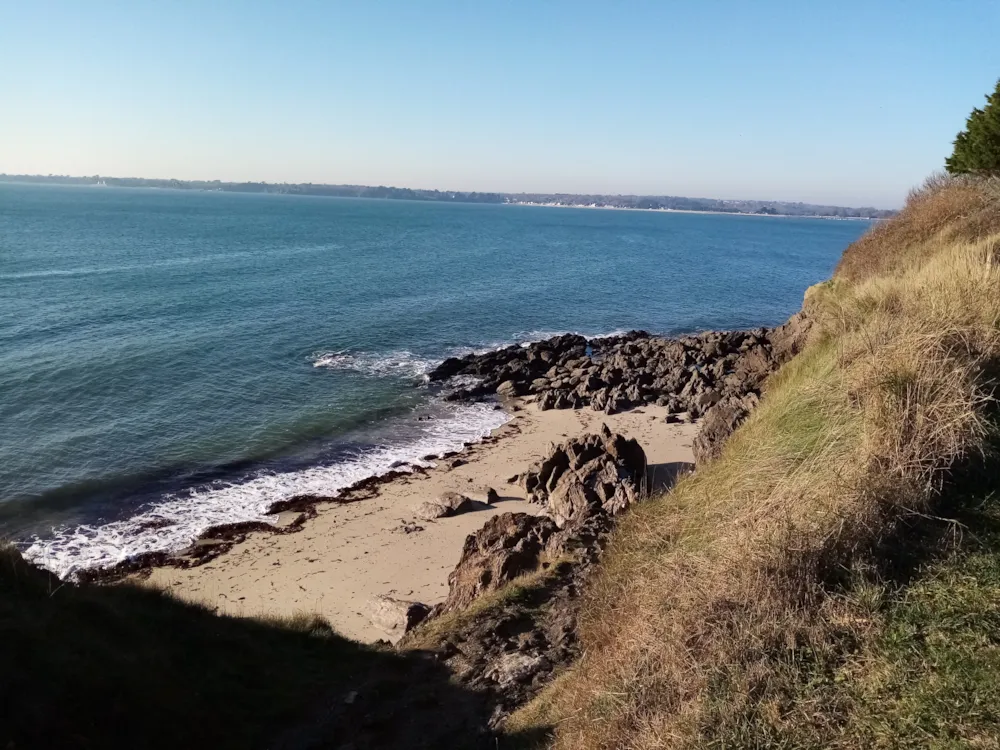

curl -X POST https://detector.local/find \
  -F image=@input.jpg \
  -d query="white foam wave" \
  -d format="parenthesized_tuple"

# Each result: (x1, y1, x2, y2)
(508, 328, 632, 344)
(311, 330, 634, 381)
(23, 402, 510, 580)
(311, 349, 437, 379)
(444, 329, 634, 358)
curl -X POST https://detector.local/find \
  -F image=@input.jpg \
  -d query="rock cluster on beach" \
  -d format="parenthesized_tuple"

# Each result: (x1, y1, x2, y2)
(518, 424, 647, 526)
(399, 314, 814, 725)
(430, 313, 810, 421)
(440, 426, 645, 613)
(399, 427, 651, 724)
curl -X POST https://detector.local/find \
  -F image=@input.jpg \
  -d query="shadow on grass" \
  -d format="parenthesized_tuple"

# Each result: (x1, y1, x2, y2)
(0, 548, 548, 750)
(860, 442, 1000, 593)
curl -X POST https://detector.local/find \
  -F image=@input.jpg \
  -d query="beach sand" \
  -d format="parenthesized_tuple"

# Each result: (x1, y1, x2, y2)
(147, 403, 698, 642)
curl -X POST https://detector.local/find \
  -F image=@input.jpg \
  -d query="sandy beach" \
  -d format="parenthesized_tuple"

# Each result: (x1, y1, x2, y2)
(147, 403, 698, 642)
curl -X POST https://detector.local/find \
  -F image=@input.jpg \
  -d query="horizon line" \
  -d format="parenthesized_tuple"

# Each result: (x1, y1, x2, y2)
(0, 172, 894, 213)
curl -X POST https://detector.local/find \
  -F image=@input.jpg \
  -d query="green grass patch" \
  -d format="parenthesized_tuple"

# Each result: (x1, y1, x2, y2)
(845, 498, 1000, 749)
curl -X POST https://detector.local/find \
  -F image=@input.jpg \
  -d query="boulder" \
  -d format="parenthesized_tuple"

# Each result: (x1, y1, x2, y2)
(767, 311, 812, 364)
(429, 328, 788, 428)
(412, 491, 476, 520)
(365, 594, 431, 634)
(530, 377, 550, 392)
(694, 388, 722, 410)
(520, 427, 647, 528)
(414, 501, 451, 520)
(428, 356, 468, 381)
(443, 512, 557, 612)
(485, 652, 548, 688)
(548, 476, 597, 528)
(732, 346, 774, 391)
(496, 380, 522, 398)
(692, 397, 752, 465)
(538, 392, 558, 411)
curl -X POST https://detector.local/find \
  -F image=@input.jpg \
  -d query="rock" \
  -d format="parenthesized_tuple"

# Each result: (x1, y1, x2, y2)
(548, 476, 597, 528)
(486, 487, 500, 504)
(443, 513, 557, 612)
(412, 491, 476, 520)
(413, 501, 451, 520)
(692, 398, 751, 465)
(365, 594, 430, 634)
(428, 356, 467, 381)
(428, 327, 789, 431)
(694, 388, 722, 410)
(393, 521, 425, 534)
(438, 491, 474, 512)
(768, 311, 812, 364)
(522, 447, 569, 503)
(538, 391, 558, 411)
(580, 373, 606, 393)
(590, 388, 609, 411)
(496, 380, 523, 398)
(485, 652, 547, 687)
(520, 428, 647, 528)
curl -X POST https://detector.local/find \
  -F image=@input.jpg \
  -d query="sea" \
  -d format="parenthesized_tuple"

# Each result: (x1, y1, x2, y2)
(0, 182, 870, 578)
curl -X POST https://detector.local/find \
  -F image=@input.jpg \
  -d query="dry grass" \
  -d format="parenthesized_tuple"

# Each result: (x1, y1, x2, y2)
(836, 173, 1000, 282)
(506, 177, 1000, 748)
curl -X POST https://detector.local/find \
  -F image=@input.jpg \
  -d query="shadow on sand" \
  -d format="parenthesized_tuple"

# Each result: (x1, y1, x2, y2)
(0, 547, 550, 750)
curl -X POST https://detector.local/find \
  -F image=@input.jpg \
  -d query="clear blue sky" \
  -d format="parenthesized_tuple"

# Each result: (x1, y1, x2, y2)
(2, 1, 998, 208)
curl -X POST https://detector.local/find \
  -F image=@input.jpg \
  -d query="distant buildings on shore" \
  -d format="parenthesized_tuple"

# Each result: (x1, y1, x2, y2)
(0, 174, 895, 219)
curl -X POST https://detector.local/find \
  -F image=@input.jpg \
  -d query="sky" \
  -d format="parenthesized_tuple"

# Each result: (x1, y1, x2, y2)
(2, 1, 999, 208)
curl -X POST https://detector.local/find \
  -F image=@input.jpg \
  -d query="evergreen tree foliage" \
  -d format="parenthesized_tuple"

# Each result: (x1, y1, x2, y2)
(946, 79, 1000, 175)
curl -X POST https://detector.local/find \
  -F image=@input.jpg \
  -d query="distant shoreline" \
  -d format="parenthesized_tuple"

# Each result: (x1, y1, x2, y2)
(506, 201, 877, 221)
(0, 173, 895, 220)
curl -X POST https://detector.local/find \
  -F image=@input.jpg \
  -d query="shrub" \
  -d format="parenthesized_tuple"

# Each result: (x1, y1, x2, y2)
(946, 79, 1000, 176)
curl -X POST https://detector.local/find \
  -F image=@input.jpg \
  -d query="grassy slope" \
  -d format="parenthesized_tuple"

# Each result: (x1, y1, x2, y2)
(506, 176, 1000, 748)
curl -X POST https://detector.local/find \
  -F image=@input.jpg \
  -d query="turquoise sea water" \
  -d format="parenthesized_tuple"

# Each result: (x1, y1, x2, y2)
(0, 182, 869, 576)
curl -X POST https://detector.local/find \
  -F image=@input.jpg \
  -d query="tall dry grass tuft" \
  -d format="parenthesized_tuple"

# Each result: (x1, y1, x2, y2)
(506, 178, 1000, 749)
(835, 173, 1000, 282)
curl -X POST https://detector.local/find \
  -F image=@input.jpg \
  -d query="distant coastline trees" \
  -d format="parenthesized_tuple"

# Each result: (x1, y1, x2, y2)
(0, 173, 894, 219)
(946, 78, 1000, 176)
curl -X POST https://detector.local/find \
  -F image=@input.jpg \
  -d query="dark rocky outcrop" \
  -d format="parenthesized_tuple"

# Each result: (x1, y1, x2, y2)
(428, 323, 809, 420)
(691, 393, 759, 465)
(403, 429, 653, 725)
(519, 425, 647, 527)
(404, 557, 583, 727)
(442, 512, 557, 613)
(403, 318, 813, 728)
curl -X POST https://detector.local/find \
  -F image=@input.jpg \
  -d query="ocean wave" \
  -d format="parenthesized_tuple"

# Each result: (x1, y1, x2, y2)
(312, 330, 635, 379)
(507, 328, 632, 344)
(311, 349, 438, 379)
(22, 402, 510, 580)
(452, 329, 635, 357)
